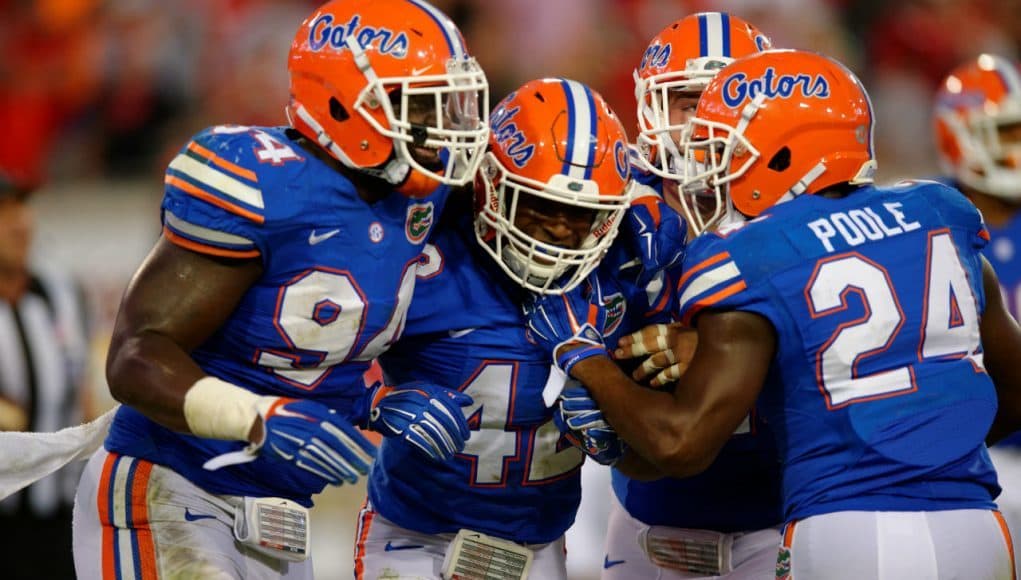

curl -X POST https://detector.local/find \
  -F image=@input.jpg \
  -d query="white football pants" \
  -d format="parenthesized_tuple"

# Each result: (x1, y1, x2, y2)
(601, 493, 779, 579)
(991, 445, 1021, 579)
(781, 509, 1015, 579)
(73, 448, 313, 580)
(353, 500, 567, 579)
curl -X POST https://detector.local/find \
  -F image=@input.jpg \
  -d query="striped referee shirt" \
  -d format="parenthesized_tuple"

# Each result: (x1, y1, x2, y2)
(0, 269, 90, 518)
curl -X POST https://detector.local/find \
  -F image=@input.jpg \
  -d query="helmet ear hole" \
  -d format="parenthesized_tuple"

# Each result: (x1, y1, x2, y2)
(329, 97, 349, 122)
(768, 147, 791, 172)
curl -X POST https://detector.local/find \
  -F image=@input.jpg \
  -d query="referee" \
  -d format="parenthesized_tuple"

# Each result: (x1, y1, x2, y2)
(0, 172, 92, 579)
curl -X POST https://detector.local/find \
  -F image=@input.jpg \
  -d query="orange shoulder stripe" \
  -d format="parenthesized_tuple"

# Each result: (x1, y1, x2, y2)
(187, 141, 258, 182)
(681, 280, 747, 325)
(677, 251, 730, 290)
(165, 175, 265, 224)
(163, 227, 261, 259)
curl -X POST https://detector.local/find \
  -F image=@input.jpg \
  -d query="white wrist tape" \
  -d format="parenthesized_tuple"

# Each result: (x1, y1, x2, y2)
(183, 377, 268, 442)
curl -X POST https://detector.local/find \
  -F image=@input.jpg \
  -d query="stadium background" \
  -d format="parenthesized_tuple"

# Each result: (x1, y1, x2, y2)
(5, 0, 1019, 577)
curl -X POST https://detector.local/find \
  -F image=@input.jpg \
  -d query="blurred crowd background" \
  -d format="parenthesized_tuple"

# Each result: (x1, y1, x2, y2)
(5, 0, 1021, 577)
(8, 0, 1021, 190)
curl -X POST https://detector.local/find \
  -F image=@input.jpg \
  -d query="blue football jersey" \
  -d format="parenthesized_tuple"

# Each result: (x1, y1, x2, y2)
(105, 125, 447, 505)
(611, 164, 782, 533)
(983, 209, 1021, 448)
(939, 178, 1021, 447)
(368, 204, 678, 544)
(677, 181, 1000, 521)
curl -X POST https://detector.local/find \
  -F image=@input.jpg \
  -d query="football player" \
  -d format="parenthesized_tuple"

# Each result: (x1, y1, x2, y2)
(71, 1, 487, 578)
(934, 53, 1021, 574)
(529, 49, 1021, 577)
(599, 13, 783, 579)
(353, 78, 685, 579)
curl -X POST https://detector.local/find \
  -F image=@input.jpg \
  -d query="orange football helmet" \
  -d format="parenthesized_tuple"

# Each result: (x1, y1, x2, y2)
(634, 12, 771, 233)
(287, 0, 489, 196)
(680, 49, 876, 221)
(475, 78, 633, 295)
(934, 54, 1021, 200)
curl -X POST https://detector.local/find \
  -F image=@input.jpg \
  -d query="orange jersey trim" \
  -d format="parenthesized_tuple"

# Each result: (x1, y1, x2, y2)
(677, 251, 731, 290)
(645, 279, 672, 317)
(994, 511, 1016, 580)
(130, 461, 158, 580)
(681, 280, 748, 325)
(164, 175, 265, 225)
(98, 452, 119, 579)
(782, 519, 798, 548)
(163, 227, 261, 259)
(187, 141, 258, 182)
(354, 501, 375, 580)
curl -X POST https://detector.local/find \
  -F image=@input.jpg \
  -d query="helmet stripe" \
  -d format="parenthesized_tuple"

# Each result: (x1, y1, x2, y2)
(699, 13, 726, 57)
(560, 79, 597, 180)
(721, 13, 732, 57)
(993, 55, 1021, 97)
(698, 14, 708, 56)
(405, 0, 466, 59)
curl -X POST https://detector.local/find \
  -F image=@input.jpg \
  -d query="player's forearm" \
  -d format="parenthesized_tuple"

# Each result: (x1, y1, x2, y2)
(570, 355, 716, 478)
(613, 448, 665, 481)
(106, 329, 206, 432)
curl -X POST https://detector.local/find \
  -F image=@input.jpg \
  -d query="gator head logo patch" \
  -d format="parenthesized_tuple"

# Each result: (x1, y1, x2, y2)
(775, 545, 791, 580)
(406, 202, 434, 244)
(602, 292, 626, 336)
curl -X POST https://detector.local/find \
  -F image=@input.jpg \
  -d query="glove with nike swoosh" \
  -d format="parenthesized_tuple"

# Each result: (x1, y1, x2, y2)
(357, 380, 473, 462)
(255, 398, 376, 485)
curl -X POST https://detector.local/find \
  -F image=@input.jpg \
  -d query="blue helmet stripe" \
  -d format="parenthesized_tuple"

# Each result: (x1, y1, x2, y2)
(721, 13, 732, 57)
(699, 13, 727, 57)
(406, 0, 465, 59)
(562, 80, 576, 177)
(560, 79, 597, 180)
(583, 86, 597, 180)
(698, 14, 709, 57)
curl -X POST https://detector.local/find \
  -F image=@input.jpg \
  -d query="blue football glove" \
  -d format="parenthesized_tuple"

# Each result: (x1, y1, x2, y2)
(553, 384, 625, 466)
(624, 190, 687, 286)
(256, 398, 376, 486)
(360, 381, 473, 462)
(525, 276, 610, 376)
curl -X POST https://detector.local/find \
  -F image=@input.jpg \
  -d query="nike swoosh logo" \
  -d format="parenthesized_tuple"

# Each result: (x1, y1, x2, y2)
(448, 328, 477, 339)
(384, 541, 424, 552)
(184, 508, 217, 522)
(603, 555, 626, 569)
(309, 229, 340, 245)
(411, 66, 432, 76)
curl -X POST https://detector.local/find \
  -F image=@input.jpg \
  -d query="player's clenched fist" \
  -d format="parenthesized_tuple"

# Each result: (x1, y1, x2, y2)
(614, 322, 698, 388)
(255, 398, 376, 485)
(185, 376, 375, 485)
(359, 381, 473, 462)
(554, 383, 625, 466)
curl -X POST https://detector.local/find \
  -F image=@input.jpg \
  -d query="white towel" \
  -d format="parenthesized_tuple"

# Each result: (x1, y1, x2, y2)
(0, 405, 117, 500)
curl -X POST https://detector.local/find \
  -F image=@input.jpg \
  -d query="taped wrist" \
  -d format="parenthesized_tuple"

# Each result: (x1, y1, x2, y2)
(183, 376, 272, 441)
